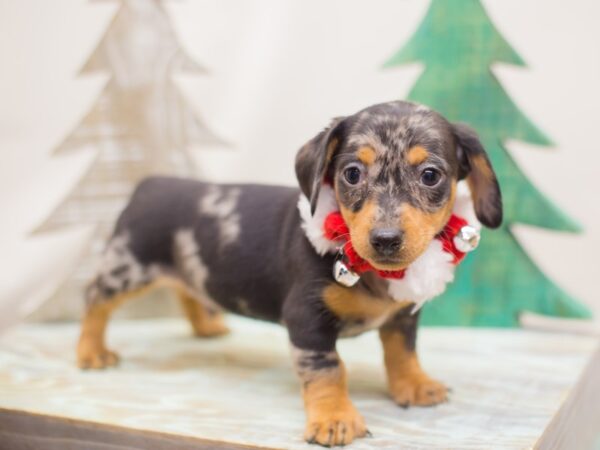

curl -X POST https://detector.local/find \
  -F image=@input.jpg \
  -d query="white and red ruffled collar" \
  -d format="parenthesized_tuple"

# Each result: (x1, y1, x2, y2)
(297, 181, 480, 312)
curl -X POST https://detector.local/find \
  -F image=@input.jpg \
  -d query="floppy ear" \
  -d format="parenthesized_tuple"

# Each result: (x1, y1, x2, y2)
(453, 123, 503, 228)
(295, 117, 346, 214)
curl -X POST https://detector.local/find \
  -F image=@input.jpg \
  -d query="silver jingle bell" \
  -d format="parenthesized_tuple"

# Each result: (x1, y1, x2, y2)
(333, 259, 360, 287)
(453, 225, 480, 253)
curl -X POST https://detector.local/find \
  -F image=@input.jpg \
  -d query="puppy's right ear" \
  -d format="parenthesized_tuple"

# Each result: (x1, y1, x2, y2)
(295, 117, 346, 214)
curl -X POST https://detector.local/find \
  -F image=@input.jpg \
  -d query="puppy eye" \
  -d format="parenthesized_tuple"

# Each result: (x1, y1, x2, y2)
(421, 168, 441, 186)
(344, 166, 362, 185)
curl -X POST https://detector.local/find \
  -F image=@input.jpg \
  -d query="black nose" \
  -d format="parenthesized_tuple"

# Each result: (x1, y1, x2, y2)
(369, 228, 403, 256)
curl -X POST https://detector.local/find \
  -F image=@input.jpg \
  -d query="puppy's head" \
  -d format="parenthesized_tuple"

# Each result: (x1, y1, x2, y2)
(296, 101, 502, 270)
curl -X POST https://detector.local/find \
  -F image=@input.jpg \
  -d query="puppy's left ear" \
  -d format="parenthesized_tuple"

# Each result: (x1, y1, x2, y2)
(295, 117, 346, 214)
(453, 123, 503, 228)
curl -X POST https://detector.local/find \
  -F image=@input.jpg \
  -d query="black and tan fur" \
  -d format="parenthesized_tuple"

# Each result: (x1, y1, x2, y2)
(77, 101, 502, 447)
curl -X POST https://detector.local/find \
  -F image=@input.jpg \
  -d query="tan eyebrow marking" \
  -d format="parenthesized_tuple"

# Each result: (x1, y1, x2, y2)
(357, 146, 376, 166)
(406, 146, 429, 165)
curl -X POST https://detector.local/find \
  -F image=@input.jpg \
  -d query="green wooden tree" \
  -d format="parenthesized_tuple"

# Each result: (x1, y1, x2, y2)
(384, 0, 591, 326)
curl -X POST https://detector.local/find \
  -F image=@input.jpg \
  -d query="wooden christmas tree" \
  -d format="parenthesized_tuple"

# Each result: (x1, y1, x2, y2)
(385, 0, 590, 326)
(37, 0, 225, 317)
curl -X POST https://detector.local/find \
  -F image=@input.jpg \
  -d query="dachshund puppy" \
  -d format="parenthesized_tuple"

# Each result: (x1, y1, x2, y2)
(77, 101, 502, 447)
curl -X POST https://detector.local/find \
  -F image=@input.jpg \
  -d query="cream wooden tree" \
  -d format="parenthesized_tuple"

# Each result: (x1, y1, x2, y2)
(37, 0, 225, 318)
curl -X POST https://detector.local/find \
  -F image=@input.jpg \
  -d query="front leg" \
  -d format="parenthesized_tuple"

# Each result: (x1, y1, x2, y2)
(291, 346, 367, 446)
(285, 287, 368, 447)
(379, 310, 448, 407)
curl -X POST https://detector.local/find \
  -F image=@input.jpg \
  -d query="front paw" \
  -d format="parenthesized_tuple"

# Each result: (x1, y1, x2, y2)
(390, 374, 448, 408)
(304, 402, 368, 447)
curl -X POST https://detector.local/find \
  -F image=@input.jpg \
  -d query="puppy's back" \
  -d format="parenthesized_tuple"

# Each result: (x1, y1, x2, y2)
(112, 176, 206, 266)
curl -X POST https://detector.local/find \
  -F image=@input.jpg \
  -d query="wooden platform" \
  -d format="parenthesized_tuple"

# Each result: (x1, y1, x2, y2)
(0, 317, 598, 449)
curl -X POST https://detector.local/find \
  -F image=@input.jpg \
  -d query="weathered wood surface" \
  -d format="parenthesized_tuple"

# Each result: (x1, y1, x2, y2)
(535, 344, 600, 450)
(0, 408, 258, 450)
(0, 317, 597, 449)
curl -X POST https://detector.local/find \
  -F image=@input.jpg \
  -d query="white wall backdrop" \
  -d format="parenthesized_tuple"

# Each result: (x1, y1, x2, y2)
(0, 0, 599, 328)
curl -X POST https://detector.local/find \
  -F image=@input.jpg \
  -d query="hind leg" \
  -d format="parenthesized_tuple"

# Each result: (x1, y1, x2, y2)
(77, 233, 163, 369)
(77, 283, 159, 369)
(177, 288, 229, 338)
(77, 297, 121, 369)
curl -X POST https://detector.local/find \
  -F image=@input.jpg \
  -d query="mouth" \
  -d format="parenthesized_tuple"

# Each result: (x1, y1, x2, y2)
(368, 255, 408, 271)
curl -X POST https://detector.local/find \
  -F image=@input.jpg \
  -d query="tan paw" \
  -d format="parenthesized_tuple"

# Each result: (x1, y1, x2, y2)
(192, 317, 230, 338)
(77, 345, 120, 370)
(390, 374, 448, 407)
(304, 403, 369, 447)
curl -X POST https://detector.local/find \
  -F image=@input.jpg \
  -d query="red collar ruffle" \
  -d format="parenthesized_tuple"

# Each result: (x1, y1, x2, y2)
(323, 212, 468, 280)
